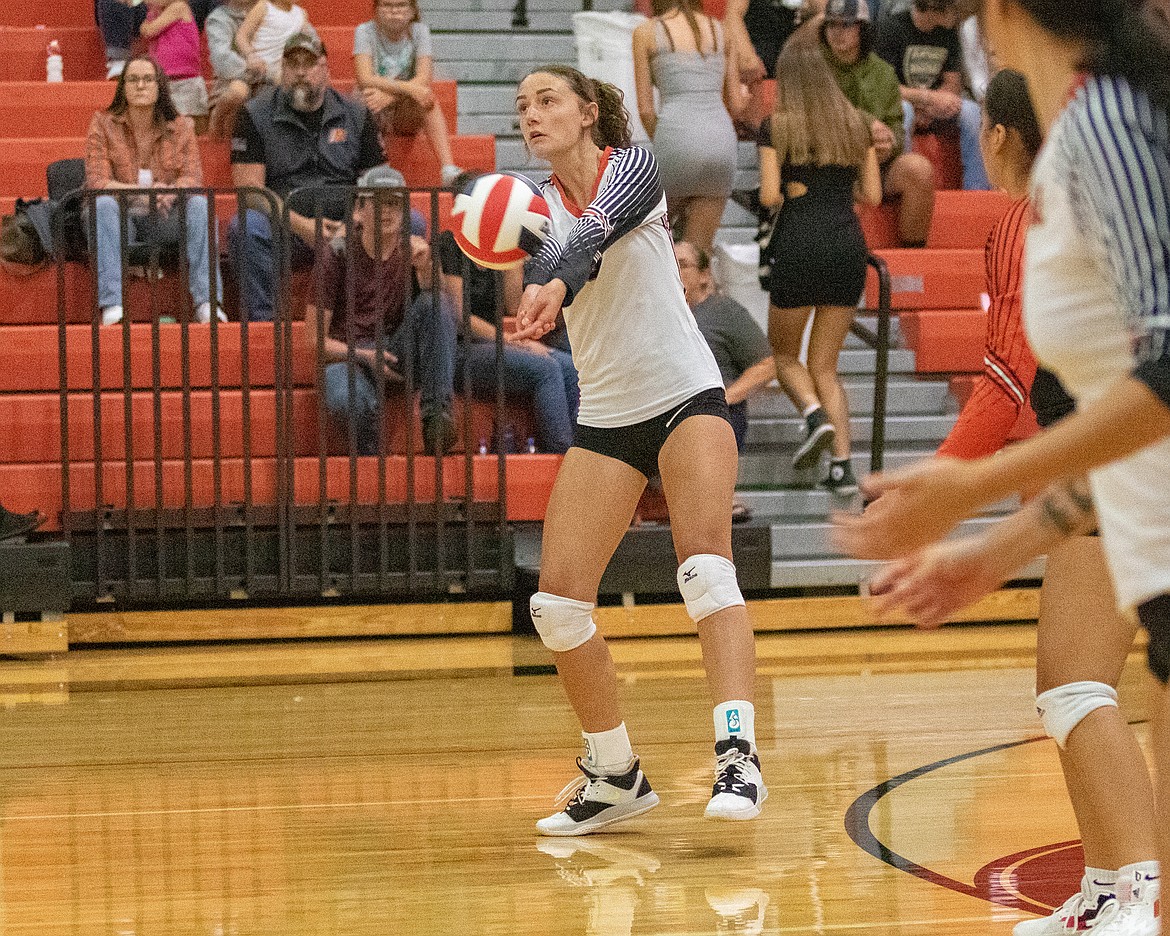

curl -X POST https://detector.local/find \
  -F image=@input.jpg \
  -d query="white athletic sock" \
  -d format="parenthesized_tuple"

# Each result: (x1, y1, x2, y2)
(801, 403, 820, 418)
(1084, 866, 1119, 901)
(1115, 860, 1160, 903)
(714, 700, 755, 746)
(582, 723, 634, 773)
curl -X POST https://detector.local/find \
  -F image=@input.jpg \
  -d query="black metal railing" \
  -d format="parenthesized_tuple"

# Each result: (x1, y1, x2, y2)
(54, 184, 513, 606)
(849, 253, 893, 473)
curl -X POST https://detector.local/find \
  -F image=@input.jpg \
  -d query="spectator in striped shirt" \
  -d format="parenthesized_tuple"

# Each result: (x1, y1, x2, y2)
(836, 2, 1170, 932)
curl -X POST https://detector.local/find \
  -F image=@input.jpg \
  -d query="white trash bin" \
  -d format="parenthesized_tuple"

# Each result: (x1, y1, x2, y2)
(712, 241, 770, 334)
(572, 11, 650, 142)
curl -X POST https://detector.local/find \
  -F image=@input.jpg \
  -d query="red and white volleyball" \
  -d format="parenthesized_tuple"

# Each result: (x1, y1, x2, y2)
(451, 172, 550, 270)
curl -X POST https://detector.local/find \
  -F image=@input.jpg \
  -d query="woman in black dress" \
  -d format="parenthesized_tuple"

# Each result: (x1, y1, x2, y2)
(759, 33, 880, 494)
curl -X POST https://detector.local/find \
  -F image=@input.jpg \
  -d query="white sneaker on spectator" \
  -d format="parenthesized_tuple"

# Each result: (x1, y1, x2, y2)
(101, 305, 124, 326)
(194, 302, 227, 324)
(441, 164, 464, 186)
(106, 60, 126, 80)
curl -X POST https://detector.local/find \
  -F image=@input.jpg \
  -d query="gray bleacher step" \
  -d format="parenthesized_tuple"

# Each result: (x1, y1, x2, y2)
(427, 0, 627, 11)
(458, 113, 522, 136)
(747, 380, 950, 418)
(737, 447, 931, 486)
(770, 515, 1001, 561)
(835, 348, 916, 374)
(438, 33, 577, 60)
(747, 414, 956, 447)
(431, 12, 578, 30)
(739, 489, 1021, 520)
(768, 556, 1046, 590)
(441, 61, 548, 84)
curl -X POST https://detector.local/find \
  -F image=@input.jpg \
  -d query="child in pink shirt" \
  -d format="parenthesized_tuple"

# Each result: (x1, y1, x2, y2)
(139, 0, 209, 133)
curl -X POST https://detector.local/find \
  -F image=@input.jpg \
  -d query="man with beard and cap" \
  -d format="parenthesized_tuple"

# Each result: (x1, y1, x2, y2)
(229, 33, 385, 322)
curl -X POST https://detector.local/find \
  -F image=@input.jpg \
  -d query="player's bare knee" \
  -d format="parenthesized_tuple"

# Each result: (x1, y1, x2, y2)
(677, 554, 744, 623)
(529, 592, 597, 652)
(1035, 680, 1118, 748)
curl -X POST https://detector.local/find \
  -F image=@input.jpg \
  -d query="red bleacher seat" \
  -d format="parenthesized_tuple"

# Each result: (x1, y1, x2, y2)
(858, 190, 1013, 251)
(865, 247, 984, 310)
(898, 308, 985, 372)
(0, 27, 105, 79)
(0, 452, 560, 529)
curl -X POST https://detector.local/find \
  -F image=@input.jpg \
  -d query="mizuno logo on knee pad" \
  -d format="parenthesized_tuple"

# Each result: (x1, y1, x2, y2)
(677, 554, 745, 623)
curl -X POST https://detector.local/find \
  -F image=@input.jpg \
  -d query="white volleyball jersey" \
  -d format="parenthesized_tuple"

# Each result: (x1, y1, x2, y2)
(1024, 74, 1170, 613)
(525, 146, 723, 428)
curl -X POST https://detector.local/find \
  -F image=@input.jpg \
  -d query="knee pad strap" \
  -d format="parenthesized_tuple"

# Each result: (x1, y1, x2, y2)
(529, 592, 597, 652)
(677, 554, 745, 623)
(1035, 680, 1118, 749)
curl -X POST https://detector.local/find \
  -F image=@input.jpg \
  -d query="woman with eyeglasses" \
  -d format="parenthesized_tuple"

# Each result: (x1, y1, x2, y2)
(85, 55, 223, 326)
(836, 0, 1170, 931)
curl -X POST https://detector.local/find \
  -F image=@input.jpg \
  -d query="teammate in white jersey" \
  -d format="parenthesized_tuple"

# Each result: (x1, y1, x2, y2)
(833, 1, 1170, 934)
(511, 64, 766, 835)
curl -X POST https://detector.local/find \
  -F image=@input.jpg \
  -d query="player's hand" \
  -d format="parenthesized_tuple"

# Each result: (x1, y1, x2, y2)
(866, 535, 1011, 629)
(831, 456, 986, 560)
(513, 280, 566, 340)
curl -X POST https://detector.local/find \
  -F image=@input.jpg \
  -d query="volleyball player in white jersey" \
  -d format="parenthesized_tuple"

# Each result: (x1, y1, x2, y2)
(834, 1, 1170, 932)
(511, 64, 765, 835)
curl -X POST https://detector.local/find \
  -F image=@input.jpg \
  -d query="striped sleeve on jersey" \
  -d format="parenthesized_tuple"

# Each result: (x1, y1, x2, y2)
(936, 199, 1038, 459)
(1067, 76, 1170, 403)
(525, 146, 664, 305)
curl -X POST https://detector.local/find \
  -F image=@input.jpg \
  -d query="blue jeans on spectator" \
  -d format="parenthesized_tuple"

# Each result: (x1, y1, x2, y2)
(94, 0, 146, 65)
(321, 289, 457, 455)
(228, 209, 316, 323)
(901, 97, 990, 191)
(92, 194, 222, 311)
(459, 340, 579, 453)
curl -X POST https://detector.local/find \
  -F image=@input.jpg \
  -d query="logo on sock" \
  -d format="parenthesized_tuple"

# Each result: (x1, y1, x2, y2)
(683, 567, 697, 584)
(726, 709, 741, 733)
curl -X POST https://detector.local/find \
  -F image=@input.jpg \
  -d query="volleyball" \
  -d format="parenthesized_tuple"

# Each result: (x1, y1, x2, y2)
(451, 172, 550, 270)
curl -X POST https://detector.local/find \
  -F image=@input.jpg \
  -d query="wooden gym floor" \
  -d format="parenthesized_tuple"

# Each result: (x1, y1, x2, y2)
(0, 606, 1154, 936)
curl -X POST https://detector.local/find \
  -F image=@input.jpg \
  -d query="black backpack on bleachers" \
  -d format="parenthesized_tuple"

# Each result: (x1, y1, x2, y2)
(46, 158, 88, 263)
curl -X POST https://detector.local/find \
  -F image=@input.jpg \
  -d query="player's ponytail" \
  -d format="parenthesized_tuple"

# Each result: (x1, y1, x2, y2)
(524, 64, 633, 149)
(1011, 0, 1170, 113)
(590, 79, 634, 149)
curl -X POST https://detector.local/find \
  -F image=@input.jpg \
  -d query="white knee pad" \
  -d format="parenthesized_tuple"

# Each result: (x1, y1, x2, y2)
(677, 554, 745, 623)
(529, 592, 597, 652)
(1035, 680, 1119, 749)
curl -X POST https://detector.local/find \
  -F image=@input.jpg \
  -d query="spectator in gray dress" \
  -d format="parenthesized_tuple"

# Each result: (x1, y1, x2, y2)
(633, 0, 746, 251)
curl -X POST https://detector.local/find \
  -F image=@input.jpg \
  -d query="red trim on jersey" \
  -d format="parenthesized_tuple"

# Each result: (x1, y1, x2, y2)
(937, 197, 1039, 460)
(550, 146, 614, 218)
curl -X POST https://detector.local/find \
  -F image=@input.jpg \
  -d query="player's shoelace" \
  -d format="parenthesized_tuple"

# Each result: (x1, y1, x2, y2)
(712, 747, 754, 796)
(552, 758, 605, 809)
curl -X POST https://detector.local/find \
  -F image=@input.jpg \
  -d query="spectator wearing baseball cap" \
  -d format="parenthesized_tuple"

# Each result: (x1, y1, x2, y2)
(304, 163, 459, 456)
(229, 30, 386, 321)
(819, 0, 937, 245)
